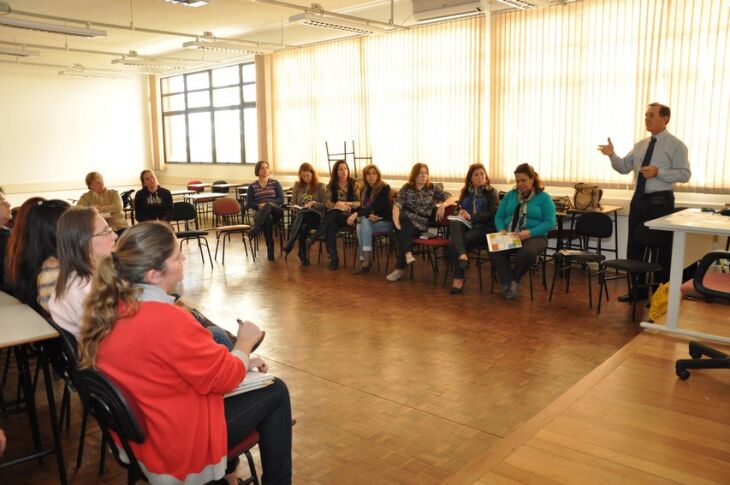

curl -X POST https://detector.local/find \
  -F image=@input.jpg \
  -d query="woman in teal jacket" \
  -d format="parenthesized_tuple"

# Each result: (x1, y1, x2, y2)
(492, 163, 556, 299)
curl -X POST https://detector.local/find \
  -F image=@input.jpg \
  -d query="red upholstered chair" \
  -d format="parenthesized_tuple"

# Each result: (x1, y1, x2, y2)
(213, 197, 255, 264)
(187, 179, 205, 193)
(409, 212, 451, 284)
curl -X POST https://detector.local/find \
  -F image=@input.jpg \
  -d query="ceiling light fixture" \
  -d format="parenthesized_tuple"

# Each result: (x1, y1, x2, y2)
(0, 45, 40, 57)
(58, 64, 119, 79)
(162, 0, 210, 6)
(289, 11, 386, 35)
(495, 0, 564, 10)
(183, 33, 273, 55)
(0, 16, 107, 37)
(111, 51, 190, 70)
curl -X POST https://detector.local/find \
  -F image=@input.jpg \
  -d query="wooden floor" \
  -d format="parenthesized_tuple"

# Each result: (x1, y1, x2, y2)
(1, 237, 728, 484)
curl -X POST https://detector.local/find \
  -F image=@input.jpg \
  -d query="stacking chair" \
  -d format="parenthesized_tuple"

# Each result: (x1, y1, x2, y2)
(212, 179, 230, 194)
(74, 367, 263, 485)
(409, 215, 451, 284)
(549, 212, 613, 308)
(675, 251, 730, 380)
(171, 202, 212, 269)
(490, 248, 548, 301)
(120, 189, 135, 226)
(597, 225, 669, 321)
(213, 197, 255, 264)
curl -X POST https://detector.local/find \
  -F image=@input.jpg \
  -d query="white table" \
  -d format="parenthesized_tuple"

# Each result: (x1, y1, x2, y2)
(642, 209, 730, 344)
(0, 304, 66, 484)
(0, 290, 21, 307)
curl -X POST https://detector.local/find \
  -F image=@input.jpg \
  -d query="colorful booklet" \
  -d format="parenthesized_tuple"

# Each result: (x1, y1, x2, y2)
(224, 371, 275, 398)
(486, 232, 522, 252)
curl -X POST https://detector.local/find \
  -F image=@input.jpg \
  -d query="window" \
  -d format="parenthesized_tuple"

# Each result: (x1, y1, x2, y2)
(160, 62, 257, 164)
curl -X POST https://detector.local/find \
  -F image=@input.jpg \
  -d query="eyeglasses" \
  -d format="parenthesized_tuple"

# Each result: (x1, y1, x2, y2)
(92, 226, 114, 238)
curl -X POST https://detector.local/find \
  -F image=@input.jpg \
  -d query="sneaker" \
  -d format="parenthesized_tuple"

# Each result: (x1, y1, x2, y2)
(405, 252, 416, 265)
(386, 269, 404, 282)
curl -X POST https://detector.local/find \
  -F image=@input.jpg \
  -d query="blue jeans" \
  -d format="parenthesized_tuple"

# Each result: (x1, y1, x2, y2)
(356, 217, 393, 255)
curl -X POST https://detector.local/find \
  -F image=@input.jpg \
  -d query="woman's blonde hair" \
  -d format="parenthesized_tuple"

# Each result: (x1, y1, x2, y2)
(78, 221, 176, 368)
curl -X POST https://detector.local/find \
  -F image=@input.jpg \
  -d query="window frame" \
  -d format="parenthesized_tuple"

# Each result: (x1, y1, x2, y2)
(160, 61, 257, 164)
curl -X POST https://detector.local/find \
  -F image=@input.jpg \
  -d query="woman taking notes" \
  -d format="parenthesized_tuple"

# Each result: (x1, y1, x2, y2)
(447, 163, 499, 294)
(491, 163, 556, 299)
(78, 222, 292, 484)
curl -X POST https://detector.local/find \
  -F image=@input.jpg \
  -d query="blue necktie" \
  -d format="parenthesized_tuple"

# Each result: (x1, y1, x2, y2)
(635, 136, 657, 195)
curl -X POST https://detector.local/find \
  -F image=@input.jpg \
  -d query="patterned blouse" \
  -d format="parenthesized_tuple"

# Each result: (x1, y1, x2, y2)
(395, 183, 451, 232)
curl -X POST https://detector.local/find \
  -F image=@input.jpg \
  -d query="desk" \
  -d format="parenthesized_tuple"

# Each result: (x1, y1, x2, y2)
(642, 209, 730, 344)
(0, 305, 67, 484)
(171, 189, 196, 197)
(187, 183, 212, 191)
(183, 192, 228, 227)
(0, 290, 21, 307)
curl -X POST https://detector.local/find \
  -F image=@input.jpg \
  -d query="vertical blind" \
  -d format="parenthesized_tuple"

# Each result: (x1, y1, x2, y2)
(270, 0, 729, 191)
(271, 16, 487, 181)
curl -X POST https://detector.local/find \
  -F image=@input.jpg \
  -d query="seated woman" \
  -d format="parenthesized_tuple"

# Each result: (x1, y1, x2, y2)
(52, 207, 234, 348)
(4, 198, 69, 308)
(387, 163, 456, 282)
(347, 164, 393, 274)
(77, 171, 129, 234)
(49, 207, 118, 339)
(307, 160, 360, 271)
(78, 222, 292, 485)
(491, 163, 556, 299)
(247, 161, 285, 261)
(283, 162, 326, 266)
(134, 170, 173, 223)
(448, 163, 500, 294)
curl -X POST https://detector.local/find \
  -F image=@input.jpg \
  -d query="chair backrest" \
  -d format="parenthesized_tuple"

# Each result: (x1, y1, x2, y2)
(693, 251, 730, 303)
(42, 314, 79, 379)
(187, 179, 204, 193)
(120, 189, 135, 210)
(635, 225, 672, 264)
(575, 212, 612, 239)
(172, 201, 197, 223)
(213, 196, 241, 217)
(74, 368, 147, 473)
(212, 180, 229, 194)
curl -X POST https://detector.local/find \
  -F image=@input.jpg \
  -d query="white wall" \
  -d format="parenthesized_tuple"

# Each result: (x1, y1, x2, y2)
(0, 65, 152, 205)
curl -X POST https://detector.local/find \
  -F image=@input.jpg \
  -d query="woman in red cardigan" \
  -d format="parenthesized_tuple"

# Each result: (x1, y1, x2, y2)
(78, 222, 292, 485)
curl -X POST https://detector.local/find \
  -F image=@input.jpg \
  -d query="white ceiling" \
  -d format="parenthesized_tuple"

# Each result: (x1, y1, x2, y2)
(0, 0, 516, 75)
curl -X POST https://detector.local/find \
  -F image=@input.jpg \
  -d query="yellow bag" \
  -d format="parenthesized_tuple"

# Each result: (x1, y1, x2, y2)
(649, 283, 670, 321)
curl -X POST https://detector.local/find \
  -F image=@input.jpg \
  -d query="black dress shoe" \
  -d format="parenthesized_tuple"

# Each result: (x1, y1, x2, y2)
(450, 286, 464, 295)
(458, 259, 470, 270)
(329, 260, 339, 271)
(301, 259, 310, 266)
(283, 243, 295, 260)
(618, 291, 648, 303)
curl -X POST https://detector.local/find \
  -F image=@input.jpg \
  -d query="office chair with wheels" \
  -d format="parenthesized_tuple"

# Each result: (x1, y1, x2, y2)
(675, 251, 730, 380)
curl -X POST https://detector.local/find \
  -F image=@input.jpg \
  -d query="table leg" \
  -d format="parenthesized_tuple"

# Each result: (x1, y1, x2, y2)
(14, 345, 43, 452)
(664, 230, 685, 330)
(38, 343, 67, 485)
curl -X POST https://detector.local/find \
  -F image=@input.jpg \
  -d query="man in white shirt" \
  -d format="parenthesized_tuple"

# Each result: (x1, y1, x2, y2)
(598, 103, 691, 301)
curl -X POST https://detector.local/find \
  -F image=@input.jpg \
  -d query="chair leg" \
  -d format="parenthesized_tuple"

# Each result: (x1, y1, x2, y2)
(202, 237, 213, 269)
(76, 406, 89, 468)
(549, 260, 560, 301)
(99, 433, 107, 475)
(241, 449, 260, 485)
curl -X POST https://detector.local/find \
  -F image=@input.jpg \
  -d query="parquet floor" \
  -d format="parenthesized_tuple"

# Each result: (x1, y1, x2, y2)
(1, 237, 728, 484)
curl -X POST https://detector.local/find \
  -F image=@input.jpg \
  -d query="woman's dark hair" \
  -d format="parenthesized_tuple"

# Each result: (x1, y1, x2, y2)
(328, 160, 356, 202)
(460, 163, 490, 200)
(5, 197, 44, 287)
(254, 161, 269, 177)
(79, 221, 176, 368)
(297, 162, 319, 195)
(406, 163, 431, 189)
(139, 169, 154, 186)
(9, 199, 69, 304)
(361, 164, 386, 199)
(55, 207, 97, 299)
(514, 163, 544, 193)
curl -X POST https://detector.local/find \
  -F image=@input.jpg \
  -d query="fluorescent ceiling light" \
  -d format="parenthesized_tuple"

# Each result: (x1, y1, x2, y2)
(289, 12, 386, 35)
(0, 45, 40, 57)
(495, 0, 561, 9)
(59, 64, 119, 79)
(183, 38, 272, 55)
(0, 16, 107, 37)
(163, 0, 209, 6)
(112, 51, 188, 70)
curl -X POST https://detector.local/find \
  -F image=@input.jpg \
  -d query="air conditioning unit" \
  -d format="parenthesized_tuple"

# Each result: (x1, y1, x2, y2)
(412, 0, 484, 21)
